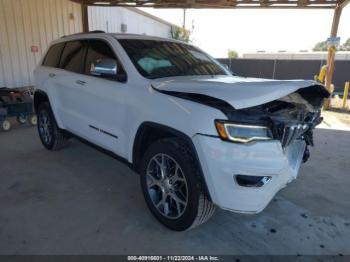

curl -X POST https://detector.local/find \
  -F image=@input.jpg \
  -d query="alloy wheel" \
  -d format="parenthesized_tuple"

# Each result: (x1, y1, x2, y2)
(38, 110, 53, 145)
(146, 153, 189, 219)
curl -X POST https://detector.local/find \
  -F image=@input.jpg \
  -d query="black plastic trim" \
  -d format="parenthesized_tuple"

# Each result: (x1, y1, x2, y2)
(89, 125, 119, 140)
(33, 90, 50, 114)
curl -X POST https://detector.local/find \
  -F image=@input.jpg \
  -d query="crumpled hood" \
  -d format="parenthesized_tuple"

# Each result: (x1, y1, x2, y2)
(151, 75, 323, 110)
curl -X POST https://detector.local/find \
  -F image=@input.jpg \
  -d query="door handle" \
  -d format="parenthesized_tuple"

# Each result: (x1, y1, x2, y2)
(76, 80, 86, 86)
(49, 73, 56, 78)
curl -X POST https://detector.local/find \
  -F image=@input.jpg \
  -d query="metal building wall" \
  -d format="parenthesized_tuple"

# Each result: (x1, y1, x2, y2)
(0, 0, 82, 88)
(88, 6, 171, 38)
(243, 52, 350, 60)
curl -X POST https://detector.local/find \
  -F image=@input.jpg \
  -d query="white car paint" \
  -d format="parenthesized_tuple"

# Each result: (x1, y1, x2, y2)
(152, 75, 317, 110)
(193, 136, 306, 213)
(34, 33, 321, 214)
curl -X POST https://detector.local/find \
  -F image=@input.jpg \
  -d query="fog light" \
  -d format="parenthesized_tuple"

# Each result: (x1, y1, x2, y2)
(235, 175, 272, 188)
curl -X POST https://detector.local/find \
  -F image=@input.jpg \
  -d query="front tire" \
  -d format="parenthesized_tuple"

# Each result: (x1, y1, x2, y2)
(140, 138, 215, 231)
(37, 102, 68, 150)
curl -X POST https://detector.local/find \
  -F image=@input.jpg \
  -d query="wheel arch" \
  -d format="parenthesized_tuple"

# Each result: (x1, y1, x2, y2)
(132, 122, 212, 200)
(33, 89, 64, 129)
(33, 89, 50, 114)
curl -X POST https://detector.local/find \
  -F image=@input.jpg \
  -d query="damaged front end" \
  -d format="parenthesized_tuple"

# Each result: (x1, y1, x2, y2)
(153, 79, 330, 162)
(220, 85, 330, 162)
(155, 80, 331, 213)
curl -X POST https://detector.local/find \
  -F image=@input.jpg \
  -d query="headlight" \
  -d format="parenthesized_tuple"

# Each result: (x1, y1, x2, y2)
(215, 120, 273, 143)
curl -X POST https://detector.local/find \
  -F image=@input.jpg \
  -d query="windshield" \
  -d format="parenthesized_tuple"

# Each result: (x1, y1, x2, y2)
(118, 39, 230, 79)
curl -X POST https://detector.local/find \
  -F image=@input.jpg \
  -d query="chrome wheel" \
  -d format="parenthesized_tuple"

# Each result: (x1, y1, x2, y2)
(146, 154, 188, 219)
(38, 110, 52, 145)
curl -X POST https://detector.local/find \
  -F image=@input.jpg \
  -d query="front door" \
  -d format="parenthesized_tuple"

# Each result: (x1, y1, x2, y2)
(69, 39, 129, 157)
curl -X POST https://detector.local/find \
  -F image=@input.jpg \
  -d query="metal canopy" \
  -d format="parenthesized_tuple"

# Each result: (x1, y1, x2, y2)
(71, 0, 350, 9)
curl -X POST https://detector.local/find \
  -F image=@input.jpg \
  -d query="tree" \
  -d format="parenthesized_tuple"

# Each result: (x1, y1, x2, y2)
(228, 49, 238, 59)
(171, 26, 191, 43)
(313, 41, 328, 51)
(341, 38, 350, 51)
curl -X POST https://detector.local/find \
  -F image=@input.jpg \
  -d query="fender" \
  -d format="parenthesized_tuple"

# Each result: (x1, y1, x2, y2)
(33, 89, 65, 130)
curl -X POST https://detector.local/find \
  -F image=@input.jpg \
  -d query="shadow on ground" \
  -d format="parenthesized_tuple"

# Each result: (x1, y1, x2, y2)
(0, 125, 349, 255)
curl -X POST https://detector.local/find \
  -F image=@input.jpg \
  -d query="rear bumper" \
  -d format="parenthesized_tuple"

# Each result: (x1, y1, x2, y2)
(193, 135, 306, 213)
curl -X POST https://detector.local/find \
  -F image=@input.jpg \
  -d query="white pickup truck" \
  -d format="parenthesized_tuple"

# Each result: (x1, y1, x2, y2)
(34, 32, 329, 231)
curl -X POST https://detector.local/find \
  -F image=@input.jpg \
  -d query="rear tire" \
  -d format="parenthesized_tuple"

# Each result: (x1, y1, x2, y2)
(140, 138, 215, 231)
(37, 102, 68, 150)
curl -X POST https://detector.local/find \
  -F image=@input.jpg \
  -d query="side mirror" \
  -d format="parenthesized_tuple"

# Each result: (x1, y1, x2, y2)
(90, 58, 117, 77)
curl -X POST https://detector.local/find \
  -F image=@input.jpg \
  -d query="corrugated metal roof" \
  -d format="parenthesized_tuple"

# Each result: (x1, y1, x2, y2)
(70, 0, 350, 9)
(123, 7, 177, 27)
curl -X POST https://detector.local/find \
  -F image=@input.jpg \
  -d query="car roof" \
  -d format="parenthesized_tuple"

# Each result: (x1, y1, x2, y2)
(113, 33, 176, 42)
(56, 32, 184, 44)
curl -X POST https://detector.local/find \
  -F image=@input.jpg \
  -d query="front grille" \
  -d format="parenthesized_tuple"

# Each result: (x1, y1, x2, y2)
(281, 124, 309, 148)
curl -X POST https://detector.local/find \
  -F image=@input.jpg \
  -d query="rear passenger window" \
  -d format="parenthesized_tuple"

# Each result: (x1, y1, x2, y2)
(59, 41, 85, 73)
(43, 43, 65, 68)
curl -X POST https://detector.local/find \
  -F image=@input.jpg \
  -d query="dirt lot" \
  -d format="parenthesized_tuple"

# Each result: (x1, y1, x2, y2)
(0, 111, 349, 255)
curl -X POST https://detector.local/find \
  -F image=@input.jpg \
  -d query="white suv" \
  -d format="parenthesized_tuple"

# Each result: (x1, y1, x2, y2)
(34, 32, 329, 231)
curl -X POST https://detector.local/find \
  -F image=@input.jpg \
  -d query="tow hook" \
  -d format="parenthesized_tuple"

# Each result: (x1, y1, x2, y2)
(303, 147, 310, 163)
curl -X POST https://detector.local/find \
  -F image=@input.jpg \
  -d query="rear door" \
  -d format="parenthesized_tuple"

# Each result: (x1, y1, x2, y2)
(47, 40, 87, 133)
(37, 42, 66, 127)
(69, 38, 129, 156)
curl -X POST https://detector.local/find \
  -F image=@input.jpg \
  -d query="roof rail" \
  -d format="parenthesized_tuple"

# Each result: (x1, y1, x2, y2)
(61, 30, 106, 38)
(89, 30, 106, 33)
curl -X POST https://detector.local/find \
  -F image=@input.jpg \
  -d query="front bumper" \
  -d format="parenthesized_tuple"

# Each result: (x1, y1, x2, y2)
(193, 135, 306, 213)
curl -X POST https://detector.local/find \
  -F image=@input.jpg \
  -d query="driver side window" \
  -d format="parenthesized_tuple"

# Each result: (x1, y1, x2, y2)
(84, 40, 126, 81)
